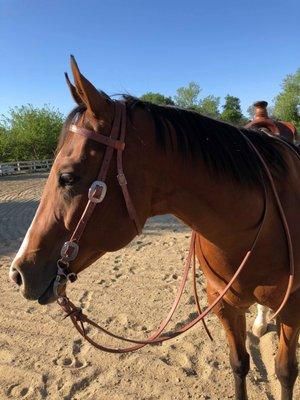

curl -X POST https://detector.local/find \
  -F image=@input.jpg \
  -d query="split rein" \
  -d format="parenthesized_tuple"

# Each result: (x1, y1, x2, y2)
(56, 101, 296, 353)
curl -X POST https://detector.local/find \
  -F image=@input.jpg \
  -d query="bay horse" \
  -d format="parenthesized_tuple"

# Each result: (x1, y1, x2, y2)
(9, 57, 300, 400)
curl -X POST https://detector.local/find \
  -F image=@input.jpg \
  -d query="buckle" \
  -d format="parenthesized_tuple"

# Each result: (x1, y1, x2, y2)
(117, 173, 127, 186)
(61, 241, 79, 261)
(88, 181, 107, 203)
(57, 259, 69, 269)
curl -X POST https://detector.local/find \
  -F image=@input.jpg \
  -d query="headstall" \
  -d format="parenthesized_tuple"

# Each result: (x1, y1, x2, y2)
(53, 101, 142, 297)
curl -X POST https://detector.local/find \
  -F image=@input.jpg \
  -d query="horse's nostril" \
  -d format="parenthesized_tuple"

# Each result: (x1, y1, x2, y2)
(10, 268, 23, 286)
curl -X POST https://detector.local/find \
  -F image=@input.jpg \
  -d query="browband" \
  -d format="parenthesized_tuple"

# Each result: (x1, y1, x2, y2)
(69, 124, 125, 151)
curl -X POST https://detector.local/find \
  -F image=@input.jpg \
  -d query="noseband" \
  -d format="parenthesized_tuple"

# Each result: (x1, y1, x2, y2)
(54, 100, 297, 353)
(53, 101, 142, 296)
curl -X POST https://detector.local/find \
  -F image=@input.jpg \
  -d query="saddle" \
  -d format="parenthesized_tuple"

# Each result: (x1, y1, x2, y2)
(245, 101, 297, 144)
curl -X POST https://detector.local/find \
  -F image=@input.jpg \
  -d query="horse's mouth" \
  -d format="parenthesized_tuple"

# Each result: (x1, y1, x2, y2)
(38, 278, 60, 305)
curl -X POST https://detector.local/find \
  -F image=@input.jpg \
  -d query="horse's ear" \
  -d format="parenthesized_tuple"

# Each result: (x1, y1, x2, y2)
(64, 73, 82, 105)
(70, 55, 112, 119)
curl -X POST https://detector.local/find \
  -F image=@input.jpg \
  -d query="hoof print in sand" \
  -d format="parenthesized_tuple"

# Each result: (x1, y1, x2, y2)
(53, 339, 88, 370)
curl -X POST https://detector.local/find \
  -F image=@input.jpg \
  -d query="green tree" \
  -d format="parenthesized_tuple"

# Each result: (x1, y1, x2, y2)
(221, 95, 244, 124)
(140, 92, 174, 106)
(198, 95, 220, 118)
(273, 69, 300, 128)
(0, 126, 12, 162)
(0, 104, 64, 162)
(174, 81, 201, 109)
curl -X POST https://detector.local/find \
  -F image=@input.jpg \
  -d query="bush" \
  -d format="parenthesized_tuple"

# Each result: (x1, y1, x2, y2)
(0, 104, 64, 162)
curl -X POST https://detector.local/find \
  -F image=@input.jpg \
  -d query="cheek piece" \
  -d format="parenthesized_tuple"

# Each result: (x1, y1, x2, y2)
(53, 101, 142, 297)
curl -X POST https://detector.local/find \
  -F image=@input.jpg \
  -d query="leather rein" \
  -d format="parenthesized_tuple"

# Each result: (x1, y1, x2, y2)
(55, 100, 296, 353)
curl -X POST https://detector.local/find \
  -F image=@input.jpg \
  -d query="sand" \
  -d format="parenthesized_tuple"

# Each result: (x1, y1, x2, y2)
(0, 174, 299, 399)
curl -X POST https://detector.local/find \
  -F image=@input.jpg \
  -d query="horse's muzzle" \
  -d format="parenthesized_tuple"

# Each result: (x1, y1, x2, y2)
(9, 263, 58, 304)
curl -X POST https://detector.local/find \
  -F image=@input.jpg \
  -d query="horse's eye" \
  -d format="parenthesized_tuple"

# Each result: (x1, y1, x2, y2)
(59, 173, 79, 187)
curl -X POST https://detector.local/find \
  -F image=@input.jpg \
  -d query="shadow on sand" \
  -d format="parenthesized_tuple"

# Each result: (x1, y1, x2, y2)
(144, 215, 190, 235)
(0, 200, 39, 256)
(248, 327, 277, 400)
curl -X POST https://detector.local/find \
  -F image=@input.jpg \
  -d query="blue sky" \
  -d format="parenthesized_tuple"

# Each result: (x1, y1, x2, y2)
(0, 0, 299, 117)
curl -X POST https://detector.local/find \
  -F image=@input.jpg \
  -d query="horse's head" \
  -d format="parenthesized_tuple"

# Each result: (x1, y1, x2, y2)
(9, 56, 155, 304)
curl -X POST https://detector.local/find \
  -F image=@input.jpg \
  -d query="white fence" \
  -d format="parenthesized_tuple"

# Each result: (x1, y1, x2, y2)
(0, 159, 53, 176)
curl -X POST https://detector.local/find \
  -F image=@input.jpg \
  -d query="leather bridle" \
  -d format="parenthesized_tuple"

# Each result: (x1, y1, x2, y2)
(53, 101, 142, 296)
(55, 100, 297, 353)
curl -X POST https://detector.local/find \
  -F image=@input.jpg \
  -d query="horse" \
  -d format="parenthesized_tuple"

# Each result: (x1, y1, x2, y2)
(9, 57, 300, 400)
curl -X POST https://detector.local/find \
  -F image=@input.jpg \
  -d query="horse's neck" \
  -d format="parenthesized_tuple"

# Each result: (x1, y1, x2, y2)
(150, 156, 264, 250)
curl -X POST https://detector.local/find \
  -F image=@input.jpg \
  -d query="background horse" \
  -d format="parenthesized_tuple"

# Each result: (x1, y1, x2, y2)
(9, 58, 300, 399)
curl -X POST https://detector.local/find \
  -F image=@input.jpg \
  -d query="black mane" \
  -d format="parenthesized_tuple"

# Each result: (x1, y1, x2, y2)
(59, 96, 298, 187)
(124, 96, 296, 186)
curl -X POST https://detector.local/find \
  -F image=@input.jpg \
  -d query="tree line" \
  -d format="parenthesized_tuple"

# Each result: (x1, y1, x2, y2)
(141, 68, 300, 127)
(0, 68, 299, 163)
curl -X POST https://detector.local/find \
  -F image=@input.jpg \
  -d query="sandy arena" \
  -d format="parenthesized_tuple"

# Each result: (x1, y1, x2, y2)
(0, 174, 299, 399)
